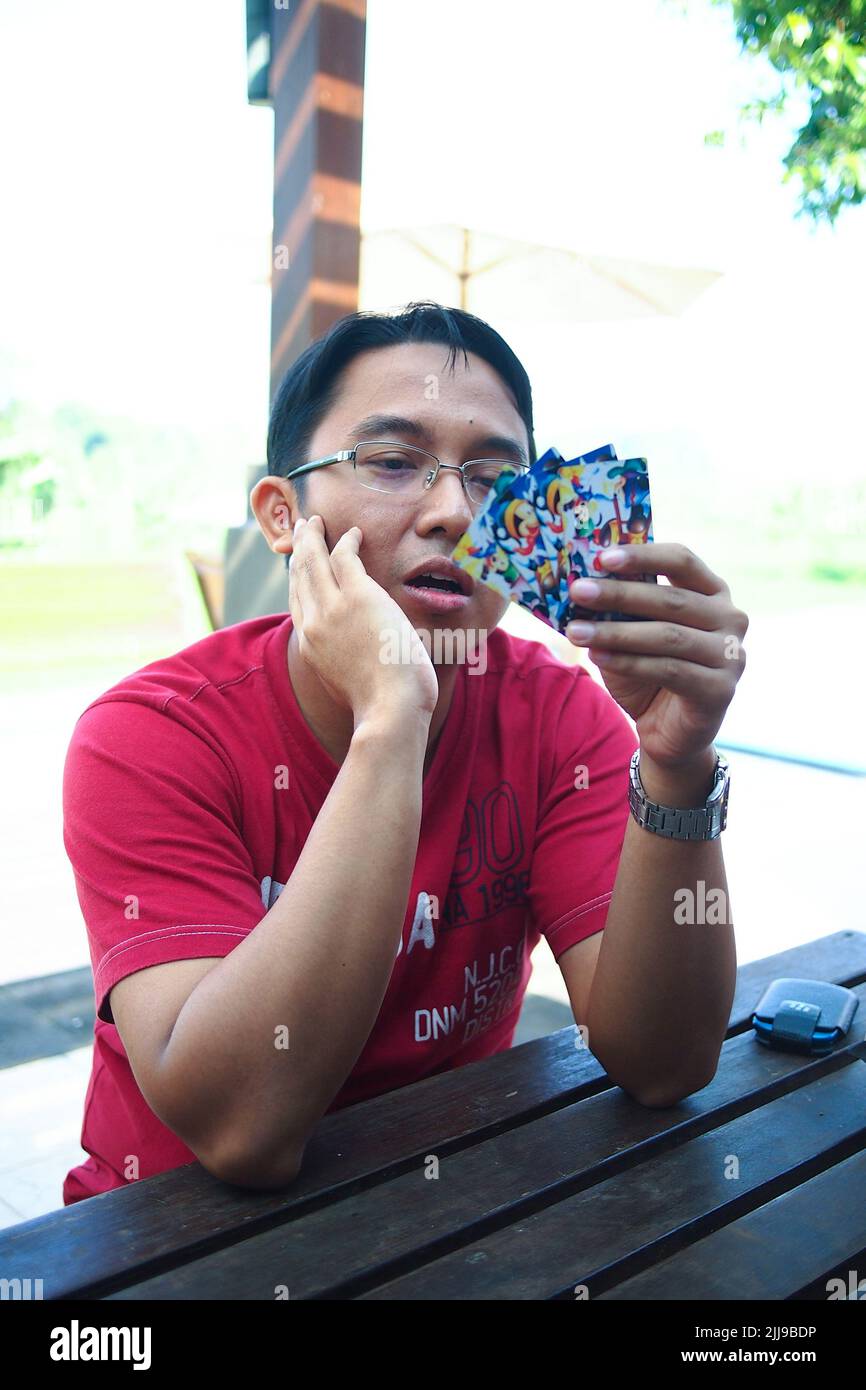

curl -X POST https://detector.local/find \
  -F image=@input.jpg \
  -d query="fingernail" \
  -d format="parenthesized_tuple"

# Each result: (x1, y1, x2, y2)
(600, 547, 627, 567)
(294, 517, 305, 533)
(567, 621, 595, 642)
(571, 578, 601, 599)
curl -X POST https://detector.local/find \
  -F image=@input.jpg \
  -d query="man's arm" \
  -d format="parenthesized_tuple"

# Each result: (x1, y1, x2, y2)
(570, 746, 736, 1108)
(141, 707, 429, 1188)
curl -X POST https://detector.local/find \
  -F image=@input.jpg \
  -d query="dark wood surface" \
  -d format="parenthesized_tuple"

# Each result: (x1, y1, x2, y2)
(2, 929, 864, 1300)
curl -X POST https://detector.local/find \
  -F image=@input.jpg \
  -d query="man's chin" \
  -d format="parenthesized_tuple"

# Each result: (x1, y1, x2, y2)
(390, 584, 502, 663)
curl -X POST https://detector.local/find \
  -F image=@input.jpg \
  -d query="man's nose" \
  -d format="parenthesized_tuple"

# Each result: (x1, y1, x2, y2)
(423, 464, 475, 525)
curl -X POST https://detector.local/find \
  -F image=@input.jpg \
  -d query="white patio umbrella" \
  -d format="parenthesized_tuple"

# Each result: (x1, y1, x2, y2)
(358, 223, 721, 323)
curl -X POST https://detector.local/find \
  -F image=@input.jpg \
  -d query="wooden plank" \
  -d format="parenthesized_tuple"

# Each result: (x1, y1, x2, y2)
(596, 1146, 866, 1300)
(358, 1062, 866, 1300)
(107, 1007, 866, 1300)
(1, 932, 862, 1298)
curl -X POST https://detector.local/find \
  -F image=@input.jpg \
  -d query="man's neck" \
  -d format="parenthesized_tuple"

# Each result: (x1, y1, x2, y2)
(285, 625, 458, 774)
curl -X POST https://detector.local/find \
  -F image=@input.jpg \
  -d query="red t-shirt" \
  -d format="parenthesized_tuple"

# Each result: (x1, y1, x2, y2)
(61, 612, 638, 1204)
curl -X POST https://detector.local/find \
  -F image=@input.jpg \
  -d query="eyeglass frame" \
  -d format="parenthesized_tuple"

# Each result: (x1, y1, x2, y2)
(283, 440, 531, 505)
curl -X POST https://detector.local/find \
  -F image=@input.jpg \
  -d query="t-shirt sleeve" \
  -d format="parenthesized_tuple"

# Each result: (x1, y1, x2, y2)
(63, 699, 268, 1025)
(526, 667, 640, 961)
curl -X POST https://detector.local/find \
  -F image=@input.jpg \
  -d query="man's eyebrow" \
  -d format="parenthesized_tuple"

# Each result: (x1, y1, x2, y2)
(348, 413, 529, 465)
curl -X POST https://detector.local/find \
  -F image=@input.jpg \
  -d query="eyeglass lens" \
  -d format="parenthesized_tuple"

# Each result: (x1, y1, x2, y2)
(353, 441, 521, 505)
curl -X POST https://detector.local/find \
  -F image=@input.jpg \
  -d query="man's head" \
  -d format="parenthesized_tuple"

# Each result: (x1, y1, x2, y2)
(251, 300, 536, 643)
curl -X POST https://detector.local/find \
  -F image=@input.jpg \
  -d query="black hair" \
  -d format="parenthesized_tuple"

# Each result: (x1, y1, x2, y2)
(266, 301, 537, 568)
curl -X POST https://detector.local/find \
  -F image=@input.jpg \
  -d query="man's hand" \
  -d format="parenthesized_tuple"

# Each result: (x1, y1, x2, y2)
(290, 515, 440, 726)
(563, 542, 749, 773)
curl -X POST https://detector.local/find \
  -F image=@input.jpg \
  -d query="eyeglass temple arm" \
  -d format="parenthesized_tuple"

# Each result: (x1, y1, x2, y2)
(285, 450, 353, 481)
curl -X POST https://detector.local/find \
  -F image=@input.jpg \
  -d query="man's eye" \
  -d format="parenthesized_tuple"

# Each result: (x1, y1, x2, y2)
(364, 454, 418, 471)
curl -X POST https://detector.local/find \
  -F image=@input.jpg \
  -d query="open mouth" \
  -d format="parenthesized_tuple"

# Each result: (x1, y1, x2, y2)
(405, 574, 464, 594)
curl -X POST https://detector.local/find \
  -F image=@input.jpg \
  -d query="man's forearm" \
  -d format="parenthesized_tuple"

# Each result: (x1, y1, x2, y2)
(585, 746, 737, 1107)
(158, 709, 430, 1183)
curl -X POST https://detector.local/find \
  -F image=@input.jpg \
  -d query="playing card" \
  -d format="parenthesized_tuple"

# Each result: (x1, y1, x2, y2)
(450, 472, 550, 621)
(554, 442, 618, 618)
(552, 455, 657, 629)
(451, 529, 523, 606)
(464, 458, 555, 620)
(494, 447, 573, 621)
(558, 442, 618, 554)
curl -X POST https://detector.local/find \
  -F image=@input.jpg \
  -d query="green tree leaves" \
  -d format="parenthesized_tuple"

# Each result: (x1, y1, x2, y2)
(708, 2, 866, 222)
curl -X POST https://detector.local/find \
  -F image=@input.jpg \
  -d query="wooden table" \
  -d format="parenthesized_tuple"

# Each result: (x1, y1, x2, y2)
(3, 930, 865, 1302)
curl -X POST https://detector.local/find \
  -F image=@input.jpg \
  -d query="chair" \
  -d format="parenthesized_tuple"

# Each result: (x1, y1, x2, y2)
(185, 551, 225, 631)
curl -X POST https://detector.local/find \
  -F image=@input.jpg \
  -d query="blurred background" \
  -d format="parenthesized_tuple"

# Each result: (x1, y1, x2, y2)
(1, 0, 864, 1222)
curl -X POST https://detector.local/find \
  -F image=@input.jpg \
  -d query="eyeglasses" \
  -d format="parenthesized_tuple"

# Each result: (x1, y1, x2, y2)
(284, 440, 530, 508)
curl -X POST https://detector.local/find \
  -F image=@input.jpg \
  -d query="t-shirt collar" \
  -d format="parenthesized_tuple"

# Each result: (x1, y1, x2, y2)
(262, 614, 477, 799)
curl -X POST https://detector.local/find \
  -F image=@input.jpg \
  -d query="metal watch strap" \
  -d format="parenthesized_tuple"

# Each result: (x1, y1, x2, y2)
(628, 749, 729, 841)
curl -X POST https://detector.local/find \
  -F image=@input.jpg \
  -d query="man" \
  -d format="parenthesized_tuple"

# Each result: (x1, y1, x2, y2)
(62, 301, 747, 1204)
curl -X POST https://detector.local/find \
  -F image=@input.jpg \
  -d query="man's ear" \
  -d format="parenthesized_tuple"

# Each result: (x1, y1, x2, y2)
(250, 476, 300, 557)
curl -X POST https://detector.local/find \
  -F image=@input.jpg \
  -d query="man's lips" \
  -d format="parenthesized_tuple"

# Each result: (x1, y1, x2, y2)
(402, 584, 472, 613)
(402, 557, 475, 596)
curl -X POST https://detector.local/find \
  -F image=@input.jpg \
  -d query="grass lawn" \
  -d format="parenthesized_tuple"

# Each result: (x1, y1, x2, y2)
(0, 557, 211, 691)
(729, 571, 866, 615)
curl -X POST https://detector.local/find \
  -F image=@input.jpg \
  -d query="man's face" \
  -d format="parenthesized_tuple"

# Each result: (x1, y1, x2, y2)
(262, 341, 532, 643)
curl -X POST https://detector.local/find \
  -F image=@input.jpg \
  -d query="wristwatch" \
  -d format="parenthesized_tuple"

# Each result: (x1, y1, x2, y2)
(628, 748, 729, 840)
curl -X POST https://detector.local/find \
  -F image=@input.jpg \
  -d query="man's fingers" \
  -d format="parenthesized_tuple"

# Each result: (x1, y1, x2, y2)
(291, 515, 342, 608)
(598, 542, 727, 598)
(288, 551, 304, 627)
(328, 526, 365, 588)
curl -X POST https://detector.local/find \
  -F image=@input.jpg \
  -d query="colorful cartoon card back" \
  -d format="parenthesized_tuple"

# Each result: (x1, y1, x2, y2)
(450, 444, 657, 633)
(554, 455, 656, 628)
